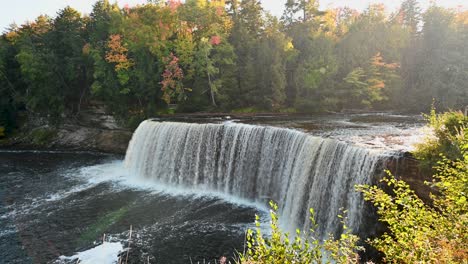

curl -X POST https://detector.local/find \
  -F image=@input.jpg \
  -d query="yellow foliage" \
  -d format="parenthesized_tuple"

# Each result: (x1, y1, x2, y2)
(82, 43, 91, 56)
(284, 41, 294, 51)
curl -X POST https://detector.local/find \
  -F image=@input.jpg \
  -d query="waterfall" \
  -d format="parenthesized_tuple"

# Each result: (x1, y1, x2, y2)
(124, 120, 387, 238)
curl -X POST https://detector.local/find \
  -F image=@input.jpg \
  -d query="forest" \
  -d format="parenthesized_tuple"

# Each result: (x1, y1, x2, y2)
(0, 1, 467, 263)
(0, 0, 467, 132)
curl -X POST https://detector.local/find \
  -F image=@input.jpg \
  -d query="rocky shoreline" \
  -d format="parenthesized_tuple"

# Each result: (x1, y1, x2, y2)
(0, 124, 132, 154)
(0, 102, 134, 154)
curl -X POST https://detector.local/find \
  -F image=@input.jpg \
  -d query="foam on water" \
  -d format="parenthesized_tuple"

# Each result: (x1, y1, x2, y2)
(0, 151, 264, 264)
(344, 126, 428, 151)
(76, 161, 269, 211)
(57, 242, 123, 264)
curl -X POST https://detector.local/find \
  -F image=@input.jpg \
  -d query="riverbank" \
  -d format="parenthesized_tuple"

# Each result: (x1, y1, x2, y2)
(0, 124, 132, 154)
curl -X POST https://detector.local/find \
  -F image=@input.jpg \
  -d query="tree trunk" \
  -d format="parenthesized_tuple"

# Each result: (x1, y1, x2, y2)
(208, 72, 217, 107)
(205, 51, 217, 107)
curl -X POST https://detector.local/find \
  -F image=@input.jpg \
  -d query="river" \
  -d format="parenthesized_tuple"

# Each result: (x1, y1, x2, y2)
(0, 113, 426, 264)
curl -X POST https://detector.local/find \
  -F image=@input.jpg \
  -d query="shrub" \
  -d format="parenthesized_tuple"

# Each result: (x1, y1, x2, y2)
(413, 107, 467, 170)
(357, 133, 468, 263)
(30, 127, 57, 145)
(126, 114, 146, 130)
(237, 201, 363, 264)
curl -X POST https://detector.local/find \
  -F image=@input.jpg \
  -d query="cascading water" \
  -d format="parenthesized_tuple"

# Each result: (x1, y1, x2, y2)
(124, 120, 388, 238)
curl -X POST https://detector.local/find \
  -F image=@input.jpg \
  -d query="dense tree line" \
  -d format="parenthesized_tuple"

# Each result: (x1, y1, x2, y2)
(1, 0, 467, 131)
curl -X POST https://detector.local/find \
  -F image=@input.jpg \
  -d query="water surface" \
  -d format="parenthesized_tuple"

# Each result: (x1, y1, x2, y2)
(0, 113, 427, 263)
(0, 151, 261, 264)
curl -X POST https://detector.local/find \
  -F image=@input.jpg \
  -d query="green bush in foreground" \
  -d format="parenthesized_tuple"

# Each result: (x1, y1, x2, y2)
(357, 135, 468, 263)
(413, 107, 468, 171)
(239, 111, 467, 264)
(238, 201, 362, 264)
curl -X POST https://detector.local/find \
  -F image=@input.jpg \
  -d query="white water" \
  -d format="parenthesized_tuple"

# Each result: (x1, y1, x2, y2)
(57, 242, 123, 264)
(124, 121, 390, 238)
(78, 161, 269, 211)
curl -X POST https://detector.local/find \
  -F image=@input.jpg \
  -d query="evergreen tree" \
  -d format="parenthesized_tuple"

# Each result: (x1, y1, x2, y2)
(0, 0, 467, 127)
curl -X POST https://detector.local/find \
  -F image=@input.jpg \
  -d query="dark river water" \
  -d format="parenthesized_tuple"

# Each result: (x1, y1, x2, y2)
(0, 151, 263, 264)
(0, 113, 426, 264)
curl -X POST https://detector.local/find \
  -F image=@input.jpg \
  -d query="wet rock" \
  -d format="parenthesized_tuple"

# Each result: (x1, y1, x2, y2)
(0, 102, 133, 154)
(0, 124, 132, 154)
(77, 101, 120, 130)
(51, 125, 132, 154)
(94, 129, 133, 154)
(384, 154, 434, 203)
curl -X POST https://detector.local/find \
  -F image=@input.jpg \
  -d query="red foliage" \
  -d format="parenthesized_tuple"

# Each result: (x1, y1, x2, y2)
(160, 53, 184, 103)
(210, 35, 221, 45)
(168, 0, 182, 12)
(216, 6, 224, 16)
(124, 3, 130, 13)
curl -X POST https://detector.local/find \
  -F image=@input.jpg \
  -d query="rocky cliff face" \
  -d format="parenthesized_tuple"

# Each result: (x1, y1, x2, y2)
(384, 153, 434, 203)
(1, 124, 132, 154)
(0, 102, 132, 154)
(55, 125, 132, 153)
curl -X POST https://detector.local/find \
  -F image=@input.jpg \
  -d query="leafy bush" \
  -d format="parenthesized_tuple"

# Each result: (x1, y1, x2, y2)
(237, 201, 363, 264)
(413, 107, 467, 170)
(126, 114, 146, 130)
(30, 127, 57, 145)
(357, 129, 468, 263)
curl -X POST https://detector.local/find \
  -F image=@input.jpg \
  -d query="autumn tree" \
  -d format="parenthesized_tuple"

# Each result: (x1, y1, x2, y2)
(1, 0, 467, 128)
(344, 53, 399, 108)
(160, 53, 186, 104)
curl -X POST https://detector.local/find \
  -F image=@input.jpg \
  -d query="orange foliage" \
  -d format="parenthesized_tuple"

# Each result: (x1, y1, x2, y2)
(216, 6, 224, 16)
(105, 34, 133, 70)
(372, 52, 400, 70)
(456, 10, 468, 24)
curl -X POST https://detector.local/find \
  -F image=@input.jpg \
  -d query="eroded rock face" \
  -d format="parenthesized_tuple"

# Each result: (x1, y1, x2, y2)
(1, 124, 132, 154)
(53, 125, 132, 153)
(383, 153, 434, 203)
(94, 129, 132, 153)
(1, 102, 133, 154)
(77, 101, 121, 130)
